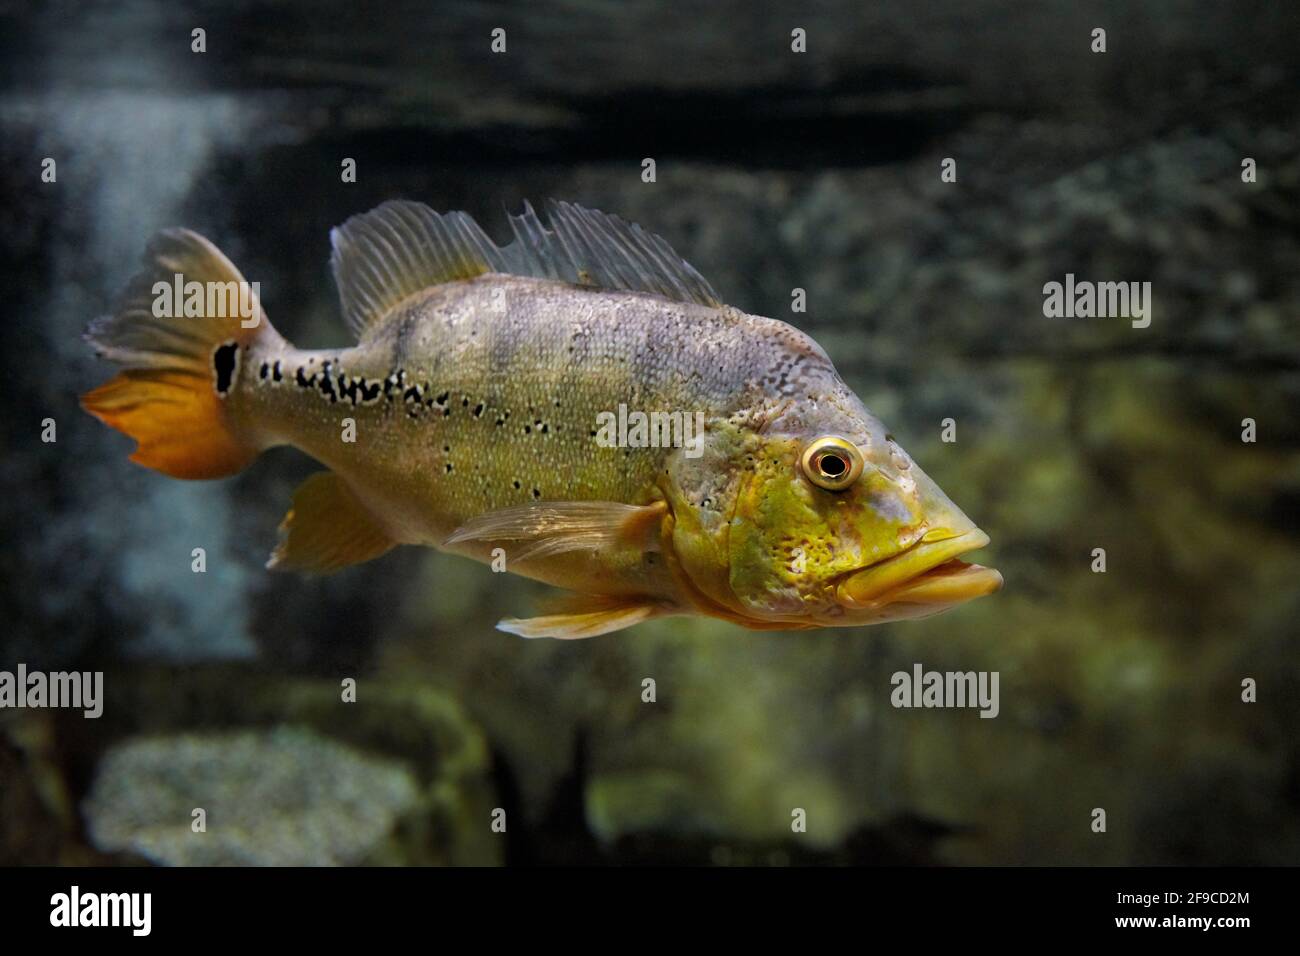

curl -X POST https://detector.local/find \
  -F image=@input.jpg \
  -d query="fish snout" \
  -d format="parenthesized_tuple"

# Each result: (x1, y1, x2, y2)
(838, 459, 1002, 611)
(836, 526, 1001, 608)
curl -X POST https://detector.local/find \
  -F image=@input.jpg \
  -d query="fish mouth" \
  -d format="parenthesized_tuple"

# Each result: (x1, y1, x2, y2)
(836, 528, 1003, 609)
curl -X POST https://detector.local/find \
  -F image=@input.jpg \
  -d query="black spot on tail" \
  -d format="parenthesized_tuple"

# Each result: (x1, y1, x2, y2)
(213, 342, 239, 396)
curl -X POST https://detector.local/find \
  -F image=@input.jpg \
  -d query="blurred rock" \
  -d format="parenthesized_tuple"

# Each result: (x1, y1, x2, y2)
(55, 666, 502, 865)
(84, 726, 419, 866)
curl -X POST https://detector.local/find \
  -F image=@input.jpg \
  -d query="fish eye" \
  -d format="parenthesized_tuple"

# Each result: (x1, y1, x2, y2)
(799, 436, 864, 492)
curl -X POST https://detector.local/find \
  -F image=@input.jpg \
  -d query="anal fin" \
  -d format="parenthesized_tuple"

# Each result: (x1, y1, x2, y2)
(497, 594, 667, 640)
(268, 472, 395, 573)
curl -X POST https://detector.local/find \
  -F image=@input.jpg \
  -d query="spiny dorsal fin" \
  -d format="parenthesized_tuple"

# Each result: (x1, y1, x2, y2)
(501, 200, 722, 309)
(330, 199, 722, 338)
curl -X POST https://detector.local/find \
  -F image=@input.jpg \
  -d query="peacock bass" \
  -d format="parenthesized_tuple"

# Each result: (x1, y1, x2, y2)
(81, 200, 1002, 638)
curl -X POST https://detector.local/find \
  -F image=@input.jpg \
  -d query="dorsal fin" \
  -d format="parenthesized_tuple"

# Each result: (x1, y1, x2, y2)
(330, 201, 509, 339)
(330, 199, 722, 338)
(501, 200, 722, 309)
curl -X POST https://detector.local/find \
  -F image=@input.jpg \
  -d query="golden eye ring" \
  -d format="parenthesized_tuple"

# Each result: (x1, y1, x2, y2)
(800, 436, 864, 491)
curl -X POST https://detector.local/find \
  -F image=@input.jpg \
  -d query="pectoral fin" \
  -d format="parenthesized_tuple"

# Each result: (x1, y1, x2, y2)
(268, 472, 396, 573)
(443, 500, 666, 563)
(497, 594, 667, 639)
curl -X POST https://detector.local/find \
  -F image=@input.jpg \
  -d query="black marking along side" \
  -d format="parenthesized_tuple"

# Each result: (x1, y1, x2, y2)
(212, 341, 239, 396)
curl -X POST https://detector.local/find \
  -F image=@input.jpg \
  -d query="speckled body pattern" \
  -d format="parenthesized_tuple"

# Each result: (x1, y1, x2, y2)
(83, 205, 1000, 635)
(229, 274, 868, 606)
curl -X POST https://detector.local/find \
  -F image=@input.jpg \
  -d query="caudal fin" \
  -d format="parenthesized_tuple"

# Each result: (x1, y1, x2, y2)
(81, 229, 284, 479)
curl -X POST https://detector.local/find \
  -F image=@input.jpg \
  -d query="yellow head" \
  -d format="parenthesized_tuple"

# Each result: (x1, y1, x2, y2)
(661, 396, 1001, 629)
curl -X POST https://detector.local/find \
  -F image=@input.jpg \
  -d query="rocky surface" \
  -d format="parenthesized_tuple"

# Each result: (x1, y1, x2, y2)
(84, 727, 420, 866)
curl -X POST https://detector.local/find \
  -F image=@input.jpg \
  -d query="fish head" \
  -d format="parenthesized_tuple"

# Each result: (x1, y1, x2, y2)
(674, 397, 1002, 628)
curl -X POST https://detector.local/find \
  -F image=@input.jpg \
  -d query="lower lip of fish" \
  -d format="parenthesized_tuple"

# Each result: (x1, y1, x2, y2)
(836, 528, 1002, 608)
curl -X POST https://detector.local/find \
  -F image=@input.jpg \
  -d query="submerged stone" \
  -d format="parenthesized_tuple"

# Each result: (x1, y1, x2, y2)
(83, 726, 419, 866)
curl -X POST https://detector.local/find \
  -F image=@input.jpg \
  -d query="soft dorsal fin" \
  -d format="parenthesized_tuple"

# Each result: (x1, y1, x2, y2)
(330, 199, 722, 338)
(330, 202, 509, 339)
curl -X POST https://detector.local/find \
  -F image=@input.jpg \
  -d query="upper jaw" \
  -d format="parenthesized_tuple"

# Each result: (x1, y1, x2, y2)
(835, 527, 1002, 610)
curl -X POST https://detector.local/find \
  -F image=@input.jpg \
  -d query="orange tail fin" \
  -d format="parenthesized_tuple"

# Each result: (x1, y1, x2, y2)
(81, 229, 285, 479)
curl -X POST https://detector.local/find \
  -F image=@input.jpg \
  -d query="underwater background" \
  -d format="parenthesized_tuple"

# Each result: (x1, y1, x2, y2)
(1, 0, 1298, 865)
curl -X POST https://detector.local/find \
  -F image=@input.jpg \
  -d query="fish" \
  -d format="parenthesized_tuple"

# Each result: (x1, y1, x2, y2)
(81, 199, 1002, 639)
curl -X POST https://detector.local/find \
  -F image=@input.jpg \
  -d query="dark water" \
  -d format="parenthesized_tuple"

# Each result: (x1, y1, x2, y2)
(1, 0, 1298, 865)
